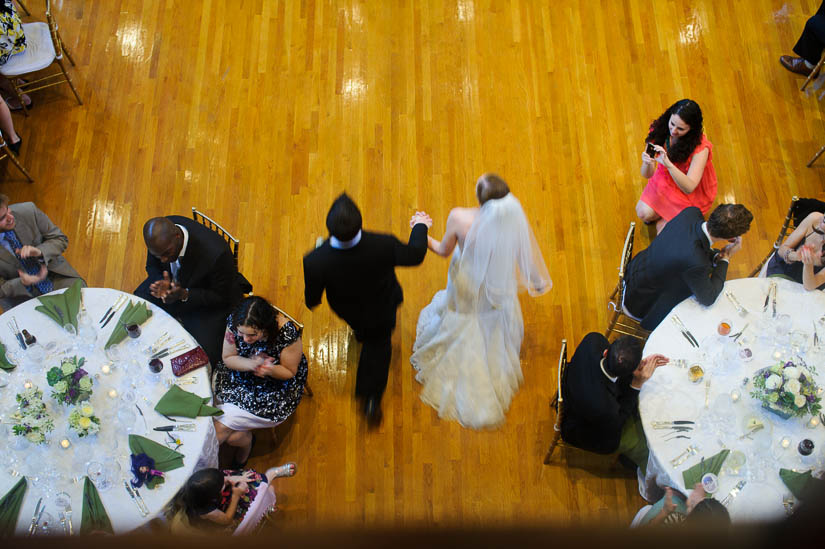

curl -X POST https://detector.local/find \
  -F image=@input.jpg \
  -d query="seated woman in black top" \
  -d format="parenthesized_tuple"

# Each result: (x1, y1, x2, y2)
(767, 211, 825, 291)
(212, 296, 308, 466)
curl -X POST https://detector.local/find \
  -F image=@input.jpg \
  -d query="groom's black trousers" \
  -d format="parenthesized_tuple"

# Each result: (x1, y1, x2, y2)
(354, 332, 393, 400)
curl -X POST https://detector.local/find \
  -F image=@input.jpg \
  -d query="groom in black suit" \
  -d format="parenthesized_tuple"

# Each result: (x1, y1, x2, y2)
(135, 216, 242, 365)
(623, 204, 753, 330)
(303, 193, 431, 425)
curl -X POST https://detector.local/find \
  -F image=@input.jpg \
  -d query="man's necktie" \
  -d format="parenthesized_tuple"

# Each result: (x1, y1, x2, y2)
(2, 230, 53, 294)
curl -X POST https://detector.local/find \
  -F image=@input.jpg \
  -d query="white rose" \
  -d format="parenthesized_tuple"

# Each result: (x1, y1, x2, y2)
(78, 377, 92, 390)
(25, 432, 43, 443)
(78, 416, 92, 429)
(783, 366, 800, 380)
(80, 404, 94, 417)
(53, 380, 68, 393)
(785, 379, 802, 395)
(794, 394, 807, 408)
(61, 361, 77, 375)
(765, 374, 782, 390)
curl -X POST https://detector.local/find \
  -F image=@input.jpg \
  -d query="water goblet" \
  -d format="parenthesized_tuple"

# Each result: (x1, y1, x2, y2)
(116, 406, 137, 434)
(76, 312, 97, 352)
(54, 491, 71, 510)
(86, 461, 112, 491)
(62, 324, 79, 353)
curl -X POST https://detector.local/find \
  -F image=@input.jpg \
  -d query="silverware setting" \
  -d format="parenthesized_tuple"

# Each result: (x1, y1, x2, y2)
(704, 377, 712, 409)
(813, 321, 821, 349)
(153, 423, 197, 432)
(7, 320, 25, 350)
(150, 340, 188, 359)
(147, 332, 171, 353)
(165, 376, 197, 387)
(771, 282, 778, 317)
(724, 291, 749, 317)
(64, 503, 73, 536)
(28, 497, 43, 536)
(124, 480, 149, 517)
(651, 420, 695, 429)
(101, 295, 128, 328)
(671, 315, 699, 348)
(670, 444, 698, 467)
(58, 512, 67, 535)
(730, 323, 749, 342)
(739, 423, 765, 440)
(721, 480, 747, 507)
(133, 487, 150, 516)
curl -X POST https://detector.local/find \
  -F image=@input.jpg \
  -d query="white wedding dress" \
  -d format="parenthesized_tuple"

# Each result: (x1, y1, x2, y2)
(410, 194, 551, 429)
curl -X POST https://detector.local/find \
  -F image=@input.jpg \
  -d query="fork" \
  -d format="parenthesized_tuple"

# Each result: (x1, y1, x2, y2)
(704, 378, 711, 409)
(670, 444, 697, 467)
(721, 480, 747, 506)
(64, 504, 73, 535)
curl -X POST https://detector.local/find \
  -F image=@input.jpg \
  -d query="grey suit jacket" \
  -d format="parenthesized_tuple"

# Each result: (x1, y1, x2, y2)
(0, 202, 82, 301)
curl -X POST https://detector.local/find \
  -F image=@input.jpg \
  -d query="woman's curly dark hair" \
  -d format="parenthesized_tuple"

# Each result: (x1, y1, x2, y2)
(645, 99, 704, 164)
(231, 296, 278, 340)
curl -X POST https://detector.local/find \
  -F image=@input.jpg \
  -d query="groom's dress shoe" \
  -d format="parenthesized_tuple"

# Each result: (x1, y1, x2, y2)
(364, 396, 382, 427)
(780, 55, 814, 76)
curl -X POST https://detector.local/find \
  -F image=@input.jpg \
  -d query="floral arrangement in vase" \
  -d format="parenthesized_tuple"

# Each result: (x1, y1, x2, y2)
(68, 402, 100, 437)
(750, 360, 822, 419)
(11, 386, 54, 444)
(46, 356, 92, 405)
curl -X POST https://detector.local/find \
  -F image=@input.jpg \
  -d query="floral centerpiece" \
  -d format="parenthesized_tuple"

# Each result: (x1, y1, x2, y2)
(751, 360, 822, 419)
(68, 402, 100, 437)
(11, 386, 54, 444)
(46, 356, 92, 405)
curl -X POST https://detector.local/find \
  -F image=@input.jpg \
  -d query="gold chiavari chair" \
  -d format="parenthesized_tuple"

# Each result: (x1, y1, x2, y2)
(605, 222, 650, 342)
(191, 207, 253, 295)
(271, 304, 312, 397)
(14, 0, 29, 16)
(0, 0, 82, 116)
(0, 134, 33, 182)
(749, 196, 799, 278)
(543, 339, 567, 464)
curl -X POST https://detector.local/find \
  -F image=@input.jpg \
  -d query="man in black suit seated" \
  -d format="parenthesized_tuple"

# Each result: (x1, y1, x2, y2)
(623, 204, 753, 331)
(303, 193, 431, 425)
(561, 333, 668, 470)
(135, 216, 242, 366)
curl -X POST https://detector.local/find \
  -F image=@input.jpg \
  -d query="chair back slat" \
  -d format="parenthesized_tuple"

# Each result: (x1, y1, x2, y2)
(617, 221, 636, 282)
(749, 196, 799, 277)
(553, 339, 567, 433)
(191, 207, 240, 268)
(272, 305, 304, 331)
(45, 0, 64, 59)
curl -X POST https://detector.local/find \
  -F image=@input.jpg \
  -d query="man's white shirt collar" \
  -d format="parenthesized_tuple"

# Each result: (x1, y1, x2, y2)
(330, 230, 362, 250)
(600, 357, 618, 383)
(176, 224, 189, 259)
(701, 222, 713, 248)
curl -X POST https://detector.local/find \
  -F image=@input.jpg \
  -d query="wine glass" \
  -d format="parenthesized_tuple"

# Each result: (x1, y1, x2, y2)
(86, 461, 112, 491)
(36, 511, 55, 536)
(147, 358, 163, 383)
(54, 491, 71, 510)
(62, 324, 79, 353)
(116, 406, 137, 434)
(76, 312, 97, 353)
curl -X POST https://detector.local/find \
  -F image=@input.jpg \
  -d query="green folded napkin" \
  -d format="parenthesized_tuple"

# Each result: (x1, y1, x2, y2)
(80, 476, 113, 535)
(0, 477, 27, 537)
(128, 434, 185, 489)
(0, 341, 15, 371)
(154, 384, 223, 418)
(104, 301, 153, 349)
(34, 279, 82, 330)
(780, 468, 825, 500)
(683, 449, 730, 488)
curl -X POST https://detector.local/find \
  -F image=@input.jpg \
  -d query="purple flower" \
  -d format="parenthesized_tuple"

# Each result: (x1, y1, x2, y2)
(785, 361, 794, 368)
(69, 388, 77, 398)
(73, 369, 87, 381)
(65, 394, 71, 403)
(808, 395, 816, 402)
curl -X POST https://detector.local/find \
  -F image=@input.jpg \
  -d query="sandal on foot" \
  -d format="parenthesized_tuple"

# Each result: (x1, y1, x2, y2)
(266, 462, 297, 479)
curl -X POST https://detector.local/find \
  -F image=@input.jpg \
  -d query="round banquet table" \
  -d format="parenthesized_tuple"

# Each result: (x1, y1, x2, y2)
(0, 288, 218, 535)
(639, 277, 825, 522)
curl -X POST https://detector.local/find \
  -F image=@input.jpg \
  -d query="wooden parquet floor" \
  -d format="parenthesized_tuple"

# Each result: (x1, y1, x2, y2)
(3, 0, 824, 530)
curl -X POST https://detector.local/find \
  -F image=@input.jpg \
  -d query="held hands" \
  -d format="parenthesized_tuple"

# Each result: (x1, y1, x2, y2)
(17, 264, 48, 285)
(410, 211, 433, 229)
(686, 483, 707, 513)
(799, 245, 821, 266)
(231, 480, 248, 497)
(253, 353, 277, 377)
(16, 245, 42, 259)
(631, 354, 669, 389)
(149, 271, 188, 303)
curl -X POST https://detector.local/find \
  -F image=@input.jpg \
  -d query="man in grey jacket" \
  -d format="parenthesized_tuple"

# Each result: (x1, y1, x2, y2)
(0, 193, 84, 310)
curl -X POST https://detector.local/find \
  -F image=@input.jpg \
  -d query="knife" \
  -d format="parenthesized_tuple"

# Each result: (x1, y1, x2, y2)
(64, 504, 73, 536)
(133, 487, 150, 516)
(771, 282, 778, 318)
(671, 316, 699, 347)
(99, 294, 126, 324)
(124, 480, 149, 517)
(101, 296, 128, 328)
(763, 282, 773, 312)
(154, 423, 196, 432)
(30, 501, 45, 536)
(28, 498, 43, 536)
(721, 480, 747, 506)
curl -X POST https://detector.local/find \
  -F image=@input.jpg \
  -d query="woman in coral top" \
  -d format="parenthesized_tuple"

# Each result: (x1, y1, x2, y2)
(636, 99, 717, 233)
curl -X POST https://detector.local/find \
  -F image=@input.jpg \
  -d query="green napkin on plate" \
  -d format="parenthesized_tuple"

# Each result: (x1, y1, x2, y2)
(0, 341, 15, 371)
(154, 384, 223, 418)
(34, 279, 83, 330)
(128, 434, 185, 489)
(0, 477, 27, 537)
(780, 468, 825, 500)
(80, 476, 113, 535)
(683, 449, 730, 488)
(104, 301, 153, 349)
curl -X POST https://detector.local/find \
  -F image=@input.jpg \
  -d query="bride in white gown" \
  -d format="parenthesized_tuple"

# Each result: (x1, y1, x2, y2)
(410, 174, 551, 429)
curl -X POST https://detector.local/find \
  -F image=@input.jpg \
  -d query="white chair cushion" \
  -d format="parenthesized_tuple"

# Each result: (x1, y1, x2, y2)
(0, 22, 57, 76)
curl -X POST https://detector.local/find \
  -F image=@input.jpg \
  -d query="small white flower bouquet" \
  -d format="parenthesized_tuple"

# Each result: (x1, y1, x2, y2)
(68, 403, 101, 437)
(11, 386, 54, 444)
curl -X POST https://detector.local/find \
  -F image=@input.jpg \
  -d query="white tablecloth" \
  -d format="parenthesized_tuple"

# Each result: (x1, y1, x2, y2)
(0, 288, 218, 535)
(640, 278, 825, 522)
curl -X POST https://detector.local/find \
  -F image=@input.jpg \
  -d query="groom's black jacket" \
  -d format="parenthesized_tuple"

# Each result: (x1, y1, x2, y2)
(303, 224, 428, 338)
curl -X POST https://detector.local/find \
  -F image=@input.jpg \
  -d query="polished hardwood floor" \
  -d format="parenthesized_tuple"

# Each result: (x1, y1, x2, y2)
(3, 0, 825, 530)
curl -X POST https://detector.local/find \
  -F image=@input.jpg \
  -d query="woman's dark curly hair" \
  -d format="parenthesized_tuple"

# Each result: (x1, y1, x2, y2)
(645, 99, 704, 164)
(231, 296, 278, 340)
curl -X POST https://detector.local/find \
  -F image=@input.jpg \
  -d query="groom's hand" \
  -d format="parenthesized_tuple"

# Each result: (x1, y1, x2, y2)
(410, 211, 433, 228)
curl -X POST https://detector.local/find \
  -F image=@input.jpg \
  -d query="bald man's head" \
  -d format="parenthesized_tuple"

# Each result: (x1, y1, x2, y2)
(143, 217, 184, 264)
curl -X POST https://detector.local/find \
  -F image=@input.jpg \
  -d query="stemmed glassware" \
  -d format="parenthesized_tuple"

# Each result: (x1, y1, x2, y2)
(76, 311, 97, 353)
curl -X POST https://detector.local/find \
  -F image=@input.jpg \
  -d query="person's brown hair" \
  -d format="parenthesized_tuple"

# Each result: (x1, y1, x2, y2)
(0, 194, 9, 208)
(476, 173, 510, 205)
(706, 204, 753, 239)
